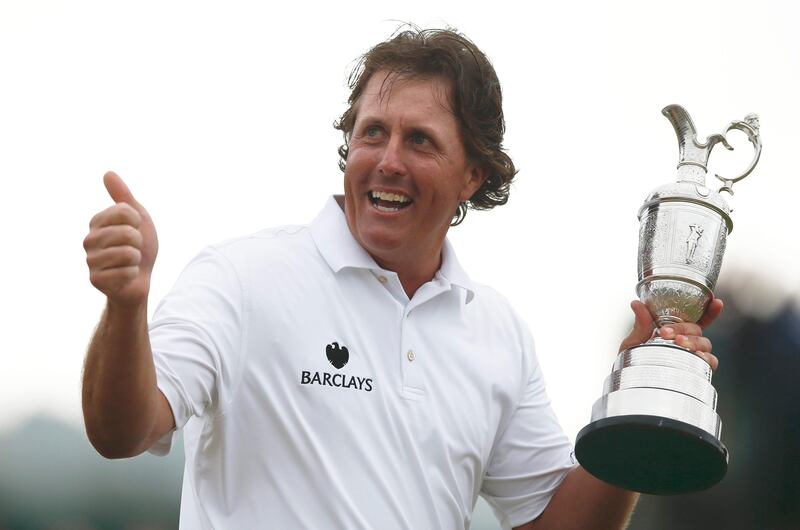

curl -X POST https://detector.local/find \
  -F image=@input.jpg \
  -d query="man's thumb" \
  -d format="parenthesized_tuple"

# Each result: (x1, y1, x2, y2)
(103, 171, 140, 208)
(629, 300, 655, 342)
(619, 300, 657, 352)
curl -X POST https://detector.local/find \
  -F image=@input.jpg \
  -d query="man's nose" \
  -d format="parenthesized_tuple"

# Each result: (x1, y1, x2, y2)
(376, 136, 407, 177)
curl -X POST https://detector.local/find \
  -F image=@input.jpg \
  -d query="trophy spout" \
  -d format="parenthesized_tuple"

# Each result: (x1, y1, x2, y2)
(662, 104, 732, 184)
(662, 104, 699, 156)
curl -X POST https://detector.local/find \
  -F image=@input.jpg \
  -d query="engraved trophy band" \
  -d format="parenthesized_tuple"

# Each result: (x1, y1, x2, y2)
(575, 104, 761, 494)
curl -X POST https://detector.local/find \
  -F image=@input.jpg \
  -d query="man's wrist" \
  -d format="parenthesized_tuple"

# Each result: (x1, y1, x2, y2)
(105, 297, 149, 328)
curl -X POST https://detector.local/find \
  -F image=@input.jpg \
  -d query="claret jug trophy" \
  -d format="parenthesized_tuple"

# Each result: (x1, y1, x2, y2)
(575, 104, 762, 494)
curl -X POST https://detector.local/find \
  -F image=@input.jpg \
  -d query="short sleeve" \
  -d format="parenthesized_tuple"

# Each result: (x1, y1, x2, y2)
(480, 331, 576, 529)
(147, 246, 246, 455)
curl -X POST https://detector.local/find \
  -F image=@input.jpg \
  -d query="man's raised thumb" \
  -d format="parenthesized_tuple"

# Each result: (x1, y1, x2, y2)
(103, 171, 142, 209)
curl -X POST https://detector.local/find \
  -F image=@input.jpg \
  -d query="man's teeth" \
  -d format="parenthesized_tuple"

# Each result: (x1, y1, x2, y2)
(370, 191, 410, 203)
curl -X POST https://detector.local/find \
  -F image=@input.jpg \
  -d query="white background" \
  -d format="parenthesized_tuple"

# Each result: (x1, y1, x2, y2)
(2, 0, 798, 454)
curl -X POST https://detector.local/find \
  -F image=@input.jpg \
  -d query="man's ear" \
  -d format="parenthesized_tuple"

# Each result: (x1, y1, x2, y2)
(459, 165, 489, 202)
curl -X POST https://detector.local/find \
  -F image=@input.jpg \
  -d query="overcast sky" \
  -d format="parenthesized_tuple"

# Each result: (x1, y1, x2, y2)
(2, 0, 798, 443)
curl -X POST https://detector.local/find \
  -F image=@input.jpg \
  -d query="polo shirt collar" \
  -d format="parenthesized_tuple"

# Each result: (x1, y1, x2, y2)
(309, 195, 476, 304)
(309, 196, 379, 272)
(439, 238, 476, 304)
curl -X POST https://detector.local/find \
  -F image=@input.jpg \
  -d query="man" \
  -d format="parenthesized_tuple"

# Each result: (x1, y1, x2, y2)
(82, 28, 720, 529)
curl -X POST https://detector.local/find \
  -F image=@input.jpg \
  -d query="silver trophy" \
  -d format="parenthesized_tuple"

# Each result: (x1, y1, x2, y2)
(575, 104, 762, 494)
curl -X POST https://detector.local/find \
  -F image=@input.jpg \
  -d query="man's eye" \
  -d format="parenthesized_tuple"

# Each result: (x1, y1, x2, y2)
(411, 133, 427, 145)
(366, 126, 380, 137)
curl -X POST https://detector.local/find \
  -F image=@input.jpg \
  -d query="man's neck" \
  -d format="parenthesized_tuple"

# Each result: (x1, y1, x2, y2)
(373, 252, 441, 299)
(334, 195, 445, 298)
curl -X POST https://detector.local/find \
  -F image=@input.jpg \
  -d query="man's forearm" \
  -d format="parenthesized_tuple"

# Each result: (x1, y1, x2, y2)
(517, 466, 638, 530)
(82, 301, 161, 458)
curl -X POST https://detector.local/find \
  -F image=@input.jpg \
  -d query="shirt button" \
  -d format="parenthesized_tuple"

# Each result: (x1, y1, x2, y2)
(378, 275, 388, 284)
(407, 350, 415, 362)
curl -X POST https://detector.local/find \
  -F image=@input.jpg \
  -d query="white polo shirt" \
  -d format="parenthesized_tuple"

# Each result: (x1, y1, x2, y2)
(149, 196, 574, 530)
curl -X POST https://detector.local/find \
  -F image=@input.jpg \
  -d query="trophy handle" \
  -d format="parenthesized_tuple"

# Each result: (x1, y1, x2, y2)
(713, 114, 762, 195)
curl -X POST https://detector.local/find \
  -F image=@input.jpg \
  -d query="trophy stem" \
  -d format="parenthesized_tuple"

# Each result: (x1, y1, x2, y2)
(656, 315, 684, 327)
(647, 316, 690, 348)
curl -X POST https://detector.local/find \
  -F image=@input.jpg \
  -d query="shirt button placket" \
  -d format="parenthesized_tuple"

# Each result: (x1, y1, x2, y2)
(401, 309, 424, 395)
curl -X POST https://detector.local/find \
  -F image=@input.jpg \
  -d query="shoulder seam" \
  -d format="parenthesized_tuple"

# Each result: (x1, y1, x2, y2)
(210, 225, 310, 251)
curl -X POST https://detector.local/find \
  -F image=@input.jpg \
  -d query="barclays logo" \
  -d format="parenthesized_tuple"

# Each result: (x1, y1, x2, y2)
(300, 341, 374, 392)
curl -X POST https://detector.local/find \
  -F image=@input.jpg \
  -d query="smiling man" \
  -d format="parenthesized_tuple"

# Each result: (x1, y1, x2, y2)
(82, 27, 720, 529)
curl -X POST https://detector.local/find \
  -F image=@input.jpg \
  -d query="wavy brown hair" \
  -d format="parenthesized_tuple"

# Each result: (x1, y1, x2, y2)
(334, 26, 517, 225)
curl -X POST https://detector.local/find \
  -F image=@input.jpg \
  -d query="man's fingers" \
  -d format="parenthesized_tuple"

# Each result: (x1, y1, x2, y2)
(691, 349, 719, 372)
(660, 328, 718, 371)
(89, 203, 142, 230)
(84, 224, 143, 251)
(619, 299, 722, 369)
(660, 322, 703, 340)
(697, 298, 724, 329)
(706, 352, 719, 371)
(86, 246, 143, 271)
(670, 334, 712, 353)
(89, 266, 140, 292)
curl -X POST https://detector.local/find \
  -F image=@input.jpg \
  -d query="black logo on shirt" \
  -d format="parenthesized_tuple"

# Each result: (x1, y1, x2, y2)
(299, 341, 373, 392)
(326, 341, 349, 369)
(300, 371, 373, 392)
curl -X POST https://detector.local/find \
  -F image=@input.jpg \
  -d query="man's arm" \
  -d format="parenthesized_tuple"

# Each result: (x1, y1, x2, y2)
(82, 301, 175, 458)
(515, 466, 638, 530)
(81, 171, 174, 459)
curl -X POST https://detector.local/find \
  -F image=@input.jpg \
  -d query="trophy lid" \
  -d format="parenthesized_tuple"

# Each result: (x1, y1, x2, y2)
(639, 180, 733, 233)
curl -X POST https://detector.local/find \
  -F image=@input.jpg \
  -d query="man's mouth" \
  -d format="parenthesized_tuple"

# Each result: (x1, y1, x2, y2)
(369, 190, 412, 212)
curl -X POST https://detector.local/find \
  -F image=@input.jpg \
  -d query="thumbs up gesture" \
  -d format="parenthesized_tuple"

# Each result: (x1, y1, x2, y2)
(84, 172, 159, 306)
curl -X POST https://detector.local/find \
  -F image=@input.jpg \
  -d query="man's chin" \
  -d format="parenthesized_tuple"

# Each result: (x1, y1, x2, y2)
(356, 231, 410, 261)
(362, 237, 406, 257)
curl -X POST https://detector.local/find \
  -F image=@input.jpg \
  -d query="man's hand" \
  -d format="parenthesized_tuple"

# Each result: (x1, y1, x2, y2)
(83, 171, 158, 306)
(619, 299, 724, 371)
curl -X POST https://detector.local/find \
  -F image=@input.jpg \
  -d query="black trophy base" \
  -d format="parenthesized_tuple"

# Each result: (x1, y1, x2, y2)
(575, 415, 728, 495)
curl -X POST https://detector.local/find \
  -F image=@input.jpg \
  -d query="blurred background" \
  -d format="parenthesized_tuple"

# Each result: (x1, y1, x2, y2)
(1, 0, 798, 528)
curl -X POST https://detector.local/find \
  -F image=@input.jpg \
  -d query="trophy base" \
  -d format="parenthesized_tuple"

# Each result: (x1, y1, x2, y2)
(575, 344, 728, 494)
(575, 414, 728, 494)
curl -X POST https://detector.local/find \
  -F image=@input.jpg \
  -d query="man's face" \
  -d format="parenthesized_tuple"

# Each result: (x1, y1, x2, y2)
(343, 71, 486, 270)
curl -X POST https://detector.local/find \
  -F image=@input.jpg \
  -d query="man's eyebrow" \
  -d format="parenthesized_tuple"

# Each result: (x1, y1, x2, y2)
(409, 124, 439, 138)
(355, 115, 386, 126)
(356, 115, 441, 138)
